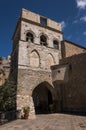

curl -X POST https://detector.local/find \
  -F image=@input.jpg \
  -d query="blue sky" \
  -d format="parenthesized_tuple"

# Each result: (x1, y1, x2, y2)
(0, 0, 86, 58)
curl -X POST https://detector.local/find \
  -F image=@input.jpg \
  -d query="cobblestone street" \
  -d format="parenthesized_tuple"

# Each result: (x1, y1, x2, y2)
(0, 114, 86, 130)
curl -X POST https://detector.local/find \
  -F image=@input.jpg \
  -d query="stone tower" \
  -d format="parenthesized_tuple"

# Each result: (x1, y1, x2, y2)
(11, 8, 63, 117)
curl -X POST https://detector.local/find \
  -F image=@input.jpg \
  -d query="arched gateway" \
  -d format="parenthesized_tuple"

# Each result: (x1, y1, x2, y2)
(32, 81, 57, 114)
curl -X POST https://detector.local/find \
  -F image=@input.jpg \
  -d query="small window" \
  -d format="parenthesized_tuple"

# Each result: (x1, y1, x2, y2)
(53, 40, 59, 49)
(40, 35, 47, 46)
(40, 17, 47, 26)
(26, 32, 34, 43)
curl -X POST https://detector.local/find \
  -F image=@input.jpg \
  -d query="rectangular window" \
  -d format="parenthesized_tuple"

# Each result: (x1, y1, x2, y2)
(40, 17, 47, 26)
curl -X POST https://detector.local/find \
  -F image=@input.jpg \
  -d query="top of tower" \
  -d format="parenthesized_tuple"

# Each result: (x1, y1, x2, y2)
(12, 8, 63, 40)
(21, 8, 62, 32)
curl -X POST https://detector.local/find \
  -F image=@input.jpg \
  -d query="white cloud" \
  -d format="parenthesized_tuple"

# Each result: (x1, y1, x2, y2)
(83, 31, 86, 35)
(76, 0, 86, 9)
(73, 20, 78, 24)
(60, 21, 66, 30)
(80, 16, 86, 21)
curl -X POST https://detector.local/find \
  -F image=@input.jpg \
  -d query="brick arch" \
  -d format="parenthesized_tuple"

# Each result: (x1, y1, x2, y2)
(30, 50, 40, 67)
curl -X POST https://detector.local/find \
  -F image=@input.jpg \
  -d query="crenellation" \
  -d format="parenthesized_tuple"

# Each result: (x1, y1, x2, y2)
(21, 8, 62, 32)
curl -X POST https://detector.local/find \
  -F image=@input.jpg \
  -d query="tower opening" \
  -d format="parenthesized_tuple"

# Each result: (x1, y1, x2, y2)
(32, 82, 53, 114)
(40, 35, 47, 46)
(26, 32, 34, 43)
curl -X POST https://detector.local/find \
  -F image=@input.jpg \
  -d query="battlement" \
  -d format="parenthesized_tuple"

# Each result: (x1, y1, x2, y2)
(21, 8, 62, 32)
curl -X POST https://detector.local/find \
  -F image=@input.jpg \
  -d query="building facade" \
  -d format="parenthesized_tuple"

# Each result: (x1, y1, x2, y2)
(52, 40, 86, 114)
(11, 9, 86, 117)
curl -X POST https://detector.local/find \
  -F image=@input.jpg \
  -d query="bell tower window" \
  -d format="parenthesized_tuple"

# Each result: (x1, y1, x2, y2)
(53, 40, 59, 49)
(26, 32, 34, 43)
(40, 35, 47, 46)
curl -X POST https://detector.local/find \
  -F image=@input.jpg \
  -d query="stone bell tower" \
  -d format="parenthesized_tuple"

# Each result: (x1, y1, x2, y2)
(11, 8, 63, 117)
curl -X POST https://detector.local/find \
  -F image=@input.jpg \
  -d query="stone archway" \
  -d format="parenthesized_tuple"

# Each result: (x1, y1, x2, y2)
(32, 82, 55, 114)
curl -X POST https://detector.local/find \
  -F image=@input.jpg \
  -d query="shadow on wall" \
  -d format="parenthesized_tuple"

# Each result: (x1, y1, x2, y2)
(52, 52, 86, 116)
(61, 41, 66, 58)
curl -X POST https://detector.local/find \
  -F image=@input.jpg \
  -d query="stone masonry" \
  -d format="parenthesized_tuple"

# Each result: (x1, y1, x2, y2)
(10, 8, 86, 118)
(11, 8, 62, 117)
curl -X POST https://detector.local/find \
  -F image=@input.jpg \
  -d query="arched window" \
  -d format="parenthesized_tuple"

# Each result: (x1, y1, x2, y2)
(53, 40, 59, 49)
(40, 35, 47, 46)
(26, 32, 34, 43)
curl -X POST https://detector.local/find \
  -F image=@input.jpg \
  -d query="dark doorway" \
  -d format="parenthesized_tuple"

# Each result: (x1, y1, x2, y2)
(32, 82, 53, 114)
(48, 90, 53, 106)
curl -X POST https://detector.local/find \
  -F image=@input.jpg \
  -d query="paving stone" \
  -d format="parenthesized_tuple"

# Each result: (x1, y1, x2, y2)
(0, 114, 86, 130)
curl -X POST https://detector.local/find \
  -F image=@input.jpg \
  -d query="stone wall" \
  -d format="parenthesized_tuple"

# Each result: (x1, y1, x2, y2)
(52, 53, 86, 113)
(21, 20, 62, 51)
(12, 8, 86, 116)
(61, 40, 86, 58)
(17, 68, 57, 116)
(21, 8, 62, 31)
(16, 38, 61, 116)
(51, 64, 69, 83)
(18, 40, 60, 70)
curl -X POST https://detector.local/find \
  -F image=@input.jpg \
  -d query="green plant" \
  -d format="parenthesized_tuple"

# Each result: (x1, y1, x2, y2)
(23, 106, 30, 114)
(0, 76, 16, 112)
